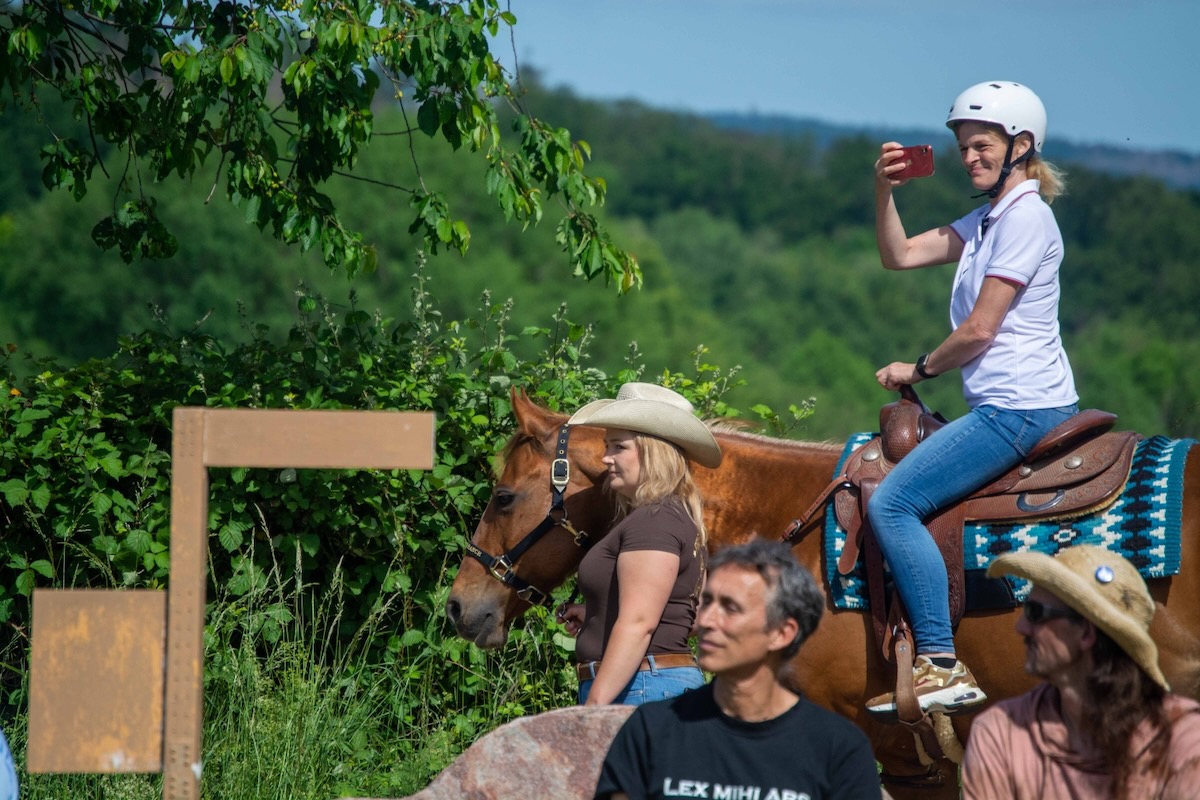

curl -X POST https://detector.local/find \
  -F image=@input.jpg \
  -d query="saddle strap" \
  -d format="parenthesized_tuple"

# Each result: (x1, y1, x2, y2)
(862, 494, 889, 655)
(893, 622, 920, 721)
(782, 474, 850, 544)
(837, 486, 865, 575)
(892, 621, 947, 761)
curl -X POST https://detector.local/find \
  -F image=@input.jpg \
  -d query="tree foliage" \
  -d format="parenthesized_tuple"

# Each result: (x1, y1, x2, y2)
(3, 77, 1199, 439)
(0, 0, 639, 288)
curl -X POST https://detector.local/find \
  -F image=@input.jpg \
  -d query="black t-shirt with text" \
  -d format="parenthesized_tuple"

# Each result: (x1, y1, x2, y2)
(595, 683, 881, 800)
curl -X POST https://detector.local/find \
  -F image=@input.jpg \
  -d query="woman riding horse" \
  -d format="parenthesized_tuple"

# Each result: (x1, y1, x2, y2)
(868, 81, 1079, 717)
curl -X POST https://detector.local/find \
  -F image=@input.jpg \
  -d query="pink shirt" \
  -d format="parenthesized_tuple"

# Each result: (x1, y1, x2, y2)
(962, 683, 1200, 799)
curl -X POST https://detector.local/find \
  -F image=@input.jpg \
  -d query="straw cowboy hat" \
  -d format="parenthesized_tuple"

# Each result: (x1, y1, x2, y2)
(567, 382, 722, 468)
(987, 545, 1168, 690)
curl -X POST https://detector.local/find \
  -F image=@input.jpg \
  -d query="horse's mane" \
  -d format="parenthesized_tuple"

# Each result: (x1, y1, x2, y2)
(707, 421, 843, 453)
(494, 406, 842, 478)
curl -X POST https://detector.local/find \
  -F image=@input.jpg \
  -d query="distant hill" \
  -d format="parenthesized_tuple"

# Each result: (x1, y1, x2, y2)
(705, 112, 1200, 191)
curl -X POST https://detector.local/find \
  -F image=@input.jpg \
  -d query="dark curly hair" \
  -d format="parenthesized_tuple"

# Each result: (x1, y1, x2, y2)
(1082, 629, 1169, 799)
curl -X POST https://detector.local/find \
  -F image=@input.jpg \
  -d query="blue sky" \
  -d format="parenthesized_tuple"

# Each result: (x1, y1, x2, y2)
(496, 0, 1198, 155)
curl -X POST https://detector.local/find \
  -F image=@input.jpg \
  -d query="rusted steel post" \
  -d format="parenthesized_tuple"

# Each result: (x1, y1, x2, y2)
(163, 407, 208, 800)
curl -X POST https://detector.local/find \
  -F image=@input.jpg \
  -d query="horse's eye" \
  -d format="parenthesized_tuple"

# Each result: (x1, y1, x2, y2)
(493, 489, 516, 510)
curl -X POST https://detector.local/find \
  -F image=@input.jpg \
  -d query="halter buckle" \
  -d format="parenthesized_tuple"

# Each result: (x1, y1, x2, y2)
(488, 556, 514, 581)
(517, 585, 550, 607)
(561, 520, 589, 547)
(550, 457, 570, 492)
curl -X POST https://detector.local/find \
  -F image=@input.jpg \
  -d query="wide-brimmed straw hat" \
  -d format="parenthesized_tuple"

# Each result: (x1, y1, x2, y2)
(987, 545, 1168, 690)
(567, 382, 722, 468)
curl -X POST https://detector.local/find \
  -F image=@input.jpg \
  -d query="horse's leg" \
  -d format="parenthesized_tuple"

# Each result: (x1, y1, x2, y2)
(791, 609, 963, 800)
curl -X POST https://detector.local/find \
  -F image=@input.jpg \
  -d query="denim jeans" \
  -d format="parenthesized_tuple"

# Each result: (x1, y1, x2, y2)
(0, 727, 16, 800)
(577, 658, 706, 706)
(866, 404, 1078, 654)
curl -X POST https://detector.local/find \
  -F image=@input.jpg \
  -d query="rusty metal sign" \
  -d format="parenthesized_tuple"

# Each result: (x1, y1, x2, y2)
(27, 590, 167, 773)
(25, 407, 437, 800)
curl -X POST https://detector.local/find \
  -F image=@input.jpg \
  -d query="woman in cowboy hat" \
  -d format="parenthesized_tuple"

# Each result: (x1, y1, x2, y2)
(557, 382, 721, 706)
(962, 546, 1200, 799)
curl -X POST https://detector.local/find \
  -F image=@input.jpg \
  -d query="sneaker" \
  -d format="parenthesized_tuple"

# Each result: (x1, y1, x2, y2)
(866, 656, 987, 719)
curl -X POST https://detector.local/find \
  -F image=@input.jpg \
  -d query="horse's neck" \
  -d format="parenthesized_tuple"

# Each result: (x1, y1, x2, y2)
(700, 431, 843, 550)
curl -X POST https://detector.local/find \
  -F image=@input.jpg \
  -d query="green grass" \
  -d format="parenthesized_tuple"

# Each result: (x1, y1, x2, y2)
(6, 555, 577, 799)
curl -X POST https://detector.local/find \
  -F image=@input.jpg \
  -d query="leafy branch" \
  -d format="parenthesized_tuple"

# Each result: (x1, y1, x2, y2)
(0, 0, 641, 289)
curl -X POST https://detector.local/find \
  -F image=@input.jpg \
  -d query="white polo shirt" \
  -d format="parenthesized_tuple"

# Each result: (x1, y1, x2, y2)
(948, 179, 1078, 410)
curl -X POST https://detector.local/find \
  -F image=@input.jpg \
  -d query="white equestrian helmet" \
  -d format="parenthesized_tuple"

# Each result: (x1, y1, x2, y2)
(946, 81, 1047, 153)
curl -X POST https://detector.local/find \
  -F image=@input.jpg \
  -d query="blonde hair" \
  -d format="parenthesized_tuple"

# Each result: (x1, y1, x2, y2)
(611, 433, 707, 549)
(1026, 155, 1067, 204)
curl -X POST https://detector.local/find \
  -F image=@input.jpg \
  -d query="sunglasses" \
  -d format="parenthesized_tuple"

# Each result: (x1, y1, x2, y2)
(1022, 599, 1082, 625)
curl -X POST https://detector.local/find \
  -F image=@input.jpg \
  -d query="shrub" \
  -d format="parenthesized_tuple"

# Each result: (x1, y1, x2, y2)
(1, 255, 766, 792)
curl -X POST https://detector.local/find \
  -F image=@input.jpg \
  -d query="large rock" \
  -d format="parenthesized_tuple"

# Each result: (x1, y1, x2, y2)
(350, 704, 635, 800)
(348, 702, 894, 800)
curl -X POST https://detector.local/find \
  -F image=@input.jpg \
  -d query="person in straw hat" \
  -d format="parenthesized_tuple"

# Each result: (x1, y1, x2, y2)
(557, 382, 721, 706)
(961, 545, 1200, 799)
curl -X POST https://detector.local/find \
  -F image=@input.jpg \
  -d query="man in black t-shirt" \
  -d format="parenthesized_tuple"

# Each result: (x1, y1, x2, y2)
(594, 540, 881, 800)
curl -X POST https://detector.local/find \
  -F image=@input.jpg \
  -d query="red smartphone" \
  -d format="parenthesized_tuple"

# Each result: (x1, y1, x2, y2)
(893, 144, 935, 179)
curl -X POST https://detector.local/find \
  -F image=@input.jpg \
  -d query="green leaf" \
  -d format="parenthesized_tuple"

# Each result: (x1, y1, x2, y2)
(0, 479, 29, 507)
(29, 483, 51, 511)
(417, 99, 440, 137)
(98, 453, 123, 480)
(296, 533, 320, 557)
(92, 492, 114, 515)
(126, 529, 152, 556)
(218, 522, 246, 551)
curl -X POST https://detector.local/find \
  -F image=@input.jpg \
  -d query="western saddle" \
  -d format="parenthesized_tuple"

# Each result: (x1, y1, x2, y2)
(784, 385, 1140, 759)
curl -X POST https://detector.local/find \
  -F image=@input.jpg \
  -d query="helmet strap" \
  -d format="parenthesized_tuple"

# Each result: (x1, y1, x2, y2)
(972, 135, 1034, 199)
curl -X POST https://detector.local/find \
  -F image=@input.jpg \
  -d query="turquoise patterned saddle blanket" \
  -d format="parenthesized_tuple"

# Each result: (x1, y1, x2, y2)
(824, 433, 1195, 610)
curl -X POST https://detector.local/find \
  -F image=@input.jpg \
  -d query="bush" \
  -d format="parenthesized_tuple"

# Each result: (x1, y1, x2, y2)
(1, 255, 765, 794)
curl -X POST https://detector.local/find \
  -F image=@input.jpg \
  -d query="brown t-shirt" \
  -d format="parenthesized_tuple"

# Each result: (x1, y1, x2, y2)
(574, 497, 703, 665)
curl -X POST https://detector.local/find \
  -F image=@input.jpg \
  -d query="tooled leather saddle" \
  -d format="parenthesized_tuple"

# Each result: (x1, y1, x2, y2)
(785, 385, 1140, 655)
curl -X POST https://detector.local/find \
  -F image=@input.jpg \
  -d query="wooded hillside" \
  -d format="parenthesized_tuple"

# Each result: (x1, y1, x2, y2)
(3, 77, 1198, 439)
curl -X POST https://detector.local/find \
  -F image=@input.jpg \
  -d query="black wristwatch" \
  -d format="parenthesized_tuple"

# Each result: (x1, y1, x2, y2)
(915, 352, 936, 380)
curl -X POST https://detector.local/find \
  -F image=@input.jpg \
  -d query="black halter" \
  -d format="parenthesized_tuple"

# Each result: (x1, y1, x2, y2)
(464, 424, 591, 609)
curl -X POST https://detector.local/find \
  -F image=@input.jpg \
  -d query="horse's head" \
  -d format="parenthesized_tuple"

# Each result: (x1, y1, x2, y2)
(445, 388, 612, 648)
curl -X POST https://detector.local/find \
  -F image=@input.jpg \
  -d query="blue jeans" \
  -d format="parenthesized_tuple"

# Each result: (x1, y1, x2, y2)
(577, 658, 706, 706)
(866, 404, 1078, 654)
(0, 727, 16, 800)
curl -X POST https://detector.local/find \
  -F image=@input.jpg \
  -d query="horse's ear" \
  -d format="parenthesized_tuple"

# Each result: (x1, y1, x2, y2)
(510, 387, 558, 440)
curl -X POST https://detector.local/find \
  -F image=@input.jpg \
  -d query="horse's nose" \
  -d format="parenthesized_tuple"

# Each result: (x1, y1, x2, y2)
(445, 597, 462, 626)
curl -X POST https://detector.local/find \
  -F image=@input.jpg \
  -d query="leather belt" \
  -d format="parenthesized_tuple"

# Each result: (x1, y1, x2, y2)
(576, 653, 698, 682)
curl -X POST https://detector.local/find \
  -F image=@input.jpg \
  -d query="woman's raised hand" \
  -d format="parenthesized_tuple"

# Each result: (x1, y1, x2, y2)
(876, 142, 910, 187)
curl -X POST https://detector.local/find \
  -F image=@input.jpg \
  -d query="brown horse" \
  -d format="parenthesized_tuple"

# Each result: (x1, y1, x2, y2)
(445, 390, 1200, 799)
